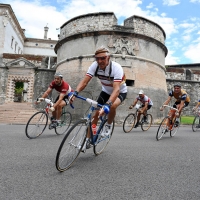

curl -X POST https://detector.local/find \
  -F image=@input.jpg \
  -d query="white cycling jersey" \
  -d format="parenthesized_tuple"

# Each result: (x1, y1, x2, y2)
(86, 61, 127, 95)
(136, 95, 153, 106)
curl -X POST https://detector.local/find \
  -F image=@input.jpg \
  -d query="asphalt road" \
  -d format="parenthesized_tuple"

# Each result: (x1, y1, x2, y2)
(0, 124, 200, 200)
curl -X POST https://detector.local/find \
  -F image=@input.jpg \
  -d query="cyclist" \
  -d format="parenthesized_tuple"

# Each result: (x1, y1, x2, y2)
(70, 46, 127, 142)
(160, 82, 190, 126)
(36, 72, 73, 128)
(129, 90, 153, 128)
(193, 100, 200, 112)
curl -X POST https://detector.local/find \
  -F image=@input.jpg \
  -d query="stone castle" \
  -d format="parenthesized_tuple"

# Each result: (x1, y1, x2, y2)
(0, 3, 200, 123)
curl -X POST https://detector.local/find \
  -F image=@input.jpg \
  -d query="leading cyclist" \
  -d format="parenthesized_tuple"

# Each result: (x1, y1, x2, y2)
(160, 82, 190, 126)
(36, 72, 73, 128)
(70, 46, 127, 141)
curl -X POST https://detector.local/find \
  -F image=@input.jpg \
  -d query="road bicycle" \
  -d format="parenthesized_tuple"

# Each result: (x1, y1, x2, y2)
(55, 94, 114, 172)
(25, 98, 72, 139)
(156, 105, 180, 141)
(192, 109, 200, 132)
(123, 104, 153, 133)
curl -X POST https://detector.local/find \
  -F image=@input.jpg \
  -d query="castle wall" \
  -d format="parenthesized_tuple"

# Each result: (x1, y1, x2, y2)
(55, 12, 168, 123)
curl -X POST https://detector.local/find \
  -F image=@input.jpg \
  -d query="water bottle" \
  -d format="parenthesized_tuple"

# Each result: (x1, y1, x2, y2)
(92, 124, 97, 135)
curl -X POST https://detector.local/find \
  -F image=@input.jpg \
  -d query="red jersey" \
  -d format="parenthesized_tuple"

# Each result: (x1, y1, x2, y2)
(49, 80, 72, 95)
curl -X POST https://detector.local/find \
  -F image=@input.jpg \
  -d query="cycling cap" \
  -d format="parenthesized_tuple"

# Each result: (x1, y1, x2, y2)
(95, 46, 110, 55)
(54, 71, 63, 78)
(139, 90, 144, 94)
(174, 82, 181, 87)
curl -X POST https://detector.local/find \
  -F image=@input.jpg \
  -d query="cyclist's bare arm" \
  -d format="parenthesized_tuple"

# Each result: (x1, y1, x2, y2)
(140, 102, 148, 113)
(70, 76, 91, 104)
(42, 87, 52, 99)
(129, 99, 138, 109)
(160, 96, 171, 111)
(53, 93, 65, 109)
(108, 81, 120, 105)
(35, 87, 52, 104)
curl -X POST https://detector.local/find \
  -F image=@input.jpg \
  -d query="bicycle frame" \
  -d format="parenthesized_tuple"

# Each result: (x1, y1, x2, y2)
(75, 95, 108, 145)
(163, 105, 179, 130)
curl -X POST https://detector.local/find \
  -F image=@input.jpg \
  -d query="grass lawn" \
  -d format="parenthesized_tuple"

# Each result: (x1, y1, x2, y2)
(181, 116, 195, 125)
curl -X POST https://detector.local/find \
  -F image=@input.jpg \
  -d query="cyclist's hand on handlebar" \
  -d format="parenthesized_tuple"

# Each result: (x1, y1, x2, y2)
(160, 106, 164, 111)
(68, 91, 78, 104)
(98, 104, 110, 117)
(49, 106, 55, 112)
(35, 98, 44, 104)
(129, 105, 133, 109)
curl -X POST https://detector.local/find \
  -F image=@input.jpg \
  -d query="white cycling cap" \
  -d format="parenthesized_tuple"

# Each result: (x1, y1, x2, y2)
(139, 90, 144, 94)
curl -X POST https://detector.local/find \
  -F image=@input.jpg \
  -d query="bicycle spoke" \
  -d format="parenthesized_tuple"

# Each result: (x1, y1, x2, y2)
(141, 114, 153, 131)
(93, 120, 114, 155)
(192, 116, 200, 132)
(25, 111, 48, 139)
(123, 114, 136, 133)
(56, 119, 87, 171)
(55, 111, 72, 135)
(156, 117, 168, 141)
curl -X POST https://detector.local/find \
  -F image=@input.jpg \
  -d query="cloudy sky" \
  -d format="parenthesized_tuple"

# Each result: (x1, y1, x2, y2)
(3, 0, 200, 65)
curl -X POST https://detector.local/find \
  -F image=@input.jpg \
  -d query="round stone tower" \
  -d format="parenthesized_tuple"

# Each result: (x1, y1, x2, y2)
(55, 12, 168, 123)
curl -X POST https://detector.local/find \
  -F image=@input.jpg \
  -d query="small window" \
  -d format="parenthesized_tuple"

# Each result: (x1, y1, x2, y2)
(11, 37, 14, 48)
(126, 79, 134, 86)
(50, 44, 53, 48)
(15, 42, 18, 52)
(35, 43, 38, 46)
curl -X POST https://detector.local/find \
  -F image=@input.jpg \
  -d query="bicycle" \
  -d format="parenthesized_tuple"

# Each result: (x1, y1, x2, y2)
(156, 105, 180, 141)
(25, 98, 72, 139)
(123, 104, 153, 133)
(55, 94, 114, 172)
(192, 109, 200, 132)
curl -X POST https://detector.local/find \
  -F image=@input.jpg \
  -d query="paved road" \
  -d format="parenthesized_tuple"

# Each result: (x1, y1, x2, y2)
(0, 124, 200, 200)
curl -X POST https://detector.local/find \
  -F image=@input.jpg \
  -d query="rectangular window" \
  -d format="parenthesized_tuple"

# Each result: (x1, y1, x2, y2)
(11, 37, 14, 48)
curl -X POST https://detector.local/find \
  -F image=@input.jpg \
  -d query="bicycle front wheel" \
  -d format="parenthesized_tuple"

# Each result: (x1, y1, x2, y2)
(141, 114, 153, 131)
(192, 116, 200, 132)
(55, 111, 72, 135)
(55, 119, 87, 172)
(93, 119, 115, 155)
(122, 113, 136, 133)
(156, 117, 168, 141)
(25, 111, 48, 139)
(170, 117, 180, 137)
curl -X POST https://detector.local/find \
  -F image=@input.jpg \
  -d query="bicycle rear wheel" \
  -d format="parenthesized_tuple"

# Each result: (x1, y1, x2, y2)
(55, 111, 72, 135)
(122, 113, 136, 133)
(156, 117, 168, 141)
(192, 116, 200, 132)
(141, 114, 153, 131)
(25, 111, 48, 139)
(170, 117, 180, 137)
(93, 119, 114, 155)
(55, 119, 87, 172)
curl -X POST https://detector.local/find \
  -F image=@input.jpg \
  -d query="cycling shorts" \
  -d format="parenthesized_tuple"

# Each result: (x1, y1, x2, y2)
(54, 95, 69, 105)
(97, 91, 127, 105)
(173, 101, 189, 108)
(141, 104, 152, 110)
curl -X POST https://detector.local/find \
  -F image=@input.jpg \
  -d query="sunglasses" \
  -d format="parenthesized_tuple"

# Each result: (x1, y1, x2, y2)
(95, 56, 107, 61)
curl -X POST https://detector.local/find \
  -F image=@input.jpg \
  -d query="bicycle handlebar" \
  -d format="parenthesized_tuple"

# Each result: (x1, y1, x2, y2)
(75, 95, 103, 108)
(162, 105, 179, 112)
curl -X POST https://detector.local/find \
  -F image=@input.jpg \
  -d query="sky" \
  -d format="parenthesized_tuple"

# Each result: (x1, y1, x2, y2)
(2, 0, 200, 65)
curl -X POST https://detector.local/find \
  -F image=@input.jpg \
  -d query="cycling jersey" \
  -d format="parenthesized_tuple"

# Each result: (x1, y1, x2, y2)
(169, 89, 190, 103)
(49, 80, 72, 95)
(136, 95, 153, 106)
(86, 61, 127, 95)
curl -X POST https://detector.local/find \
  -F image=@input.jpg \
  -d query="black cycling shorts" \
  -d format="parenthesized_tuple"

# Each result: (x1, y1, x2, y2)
(97, 91, 127, 105)
(141, 104, 152, 110)
(54, 95, 69, 105)
(173, 101, 189, 108)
